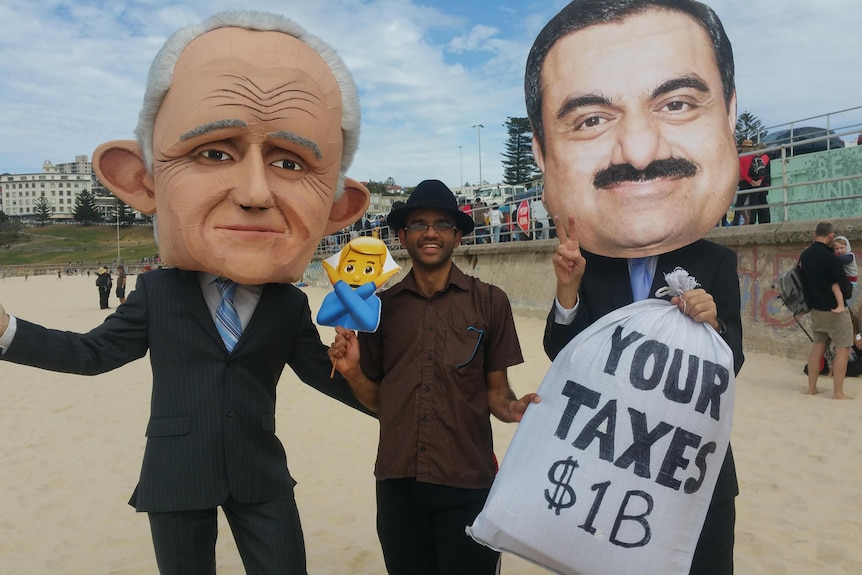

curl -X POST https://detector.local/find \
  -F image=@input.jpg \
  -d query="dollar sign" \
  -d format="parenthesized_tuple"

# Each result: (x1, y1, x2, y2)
(545, 456, 579, 515)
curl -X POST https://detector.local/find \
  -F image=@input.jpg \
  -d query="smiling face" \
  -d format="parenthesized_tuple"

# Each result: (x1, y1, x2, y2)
(535, 9, 738, 257)
(148, 27, 348, 283)
(398, 208, 462, 271)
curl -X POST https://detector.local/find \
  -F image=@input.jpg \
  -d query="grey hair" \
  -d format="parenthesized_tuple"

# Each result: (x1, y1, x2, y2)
(135, 10, 361, 200)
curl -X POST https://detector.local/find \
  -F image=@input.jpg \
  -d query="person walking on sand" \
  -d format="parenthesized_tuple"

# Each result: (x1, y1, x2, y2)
(799, 221, 854, 399)
(95, 267, 112, 309)
(115, 265, 127, 305)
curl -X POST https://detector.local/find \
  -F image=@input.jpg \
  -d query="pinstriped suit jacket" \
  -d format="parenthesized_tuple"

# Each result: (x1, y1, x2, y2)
(3, 268, 371, 512)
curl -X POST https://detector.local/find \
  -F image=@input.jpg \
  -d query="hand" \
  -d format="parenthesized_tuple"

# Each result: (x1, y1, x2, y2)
(553, 215, 586, 309)
(328, 326, 362, 379)
(0, 301, 8, 337)
(671, 289, 720, 331)
(502, 392, 541, 423)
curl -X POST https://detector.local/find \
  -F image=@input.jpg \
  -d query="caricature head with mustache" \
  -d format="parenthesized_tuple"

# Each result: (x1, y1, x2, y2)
(526, 0, 738, 257)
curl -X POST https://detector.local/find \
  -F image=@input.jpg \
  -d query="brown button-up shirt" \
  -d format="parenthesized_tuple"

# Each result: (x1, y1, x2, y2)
(358, 265, 524, 489)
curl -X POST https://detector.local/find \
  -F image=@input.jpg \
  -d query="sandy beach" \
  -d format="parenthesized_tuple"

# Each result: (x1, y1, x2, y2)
(1, 273, 861, 574)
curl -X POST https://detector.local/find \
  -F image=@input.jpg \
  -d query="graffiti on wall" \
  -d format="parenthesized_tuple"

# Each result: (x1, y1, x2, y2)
(768, 147, 862, 221)
(738, 241, 861, 329)
(737, 246, 807, 329)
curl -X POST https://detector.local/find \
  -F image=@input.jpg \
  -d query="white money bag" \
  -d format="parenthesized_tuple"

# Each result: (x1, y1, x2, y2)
(469, 269, 735, 575)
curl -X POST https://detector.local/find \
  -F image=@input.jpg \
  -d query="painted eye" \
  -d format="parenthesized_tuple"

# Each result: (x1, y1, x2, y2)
(364, 266, 376, 275)
(575, 115, 608, 131)
(271, 159, 303, 171)
(664, 100, 689, 112)
(200, 150, 232, 161)
(344, 265, 355, 273)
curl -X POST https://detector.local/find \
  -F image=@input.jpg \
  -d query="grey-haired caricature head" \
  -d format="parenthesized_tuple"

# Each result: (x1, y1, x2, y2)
(92, 10, 370, 284)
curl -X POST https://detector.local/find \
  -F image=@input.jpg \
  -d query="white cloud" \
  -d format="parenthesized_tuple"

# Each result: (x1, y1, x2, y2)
(1, 0, 860, 189)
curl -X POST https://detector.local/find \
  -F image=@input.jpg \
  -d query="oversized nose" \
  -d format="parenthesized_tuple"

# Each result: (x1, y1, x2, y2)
(232, 152, 274, 210)
(610, 112, 669, 170)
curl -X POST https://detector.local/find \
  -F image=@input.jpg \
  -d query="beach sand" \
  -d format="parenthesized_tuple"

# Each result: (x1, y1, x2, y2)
(1, 274, 861, 574)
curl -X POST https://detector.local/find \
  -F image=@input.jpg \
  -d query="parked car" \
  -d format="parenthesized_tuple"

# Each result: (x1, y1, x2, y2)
(760, 126, 845, 159)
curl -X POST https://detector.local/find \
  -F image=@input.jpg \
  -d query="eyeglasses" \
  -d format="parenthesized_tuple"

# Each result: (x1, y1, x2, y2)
(404, 222, 457, 233)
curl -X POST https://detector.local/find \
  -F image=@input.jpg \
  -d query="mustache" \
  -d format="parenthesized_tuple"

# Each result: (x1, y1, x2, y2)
(593, 158, 697, 188)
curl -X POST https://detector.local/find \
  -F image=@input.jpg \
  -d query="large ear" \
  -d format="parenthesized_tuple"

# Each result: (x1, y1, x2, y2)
(532, 135, 546, 173)
(726, 91, 738, 135)
(92, 141, 157, 214)
(324, 177, 370, 234)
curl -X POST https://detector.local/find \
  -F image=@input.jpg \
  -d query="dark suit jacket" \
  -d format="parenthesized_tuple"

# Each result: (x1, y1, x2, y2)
(3, 268, 371, 512)
(544, 239, 743, 503)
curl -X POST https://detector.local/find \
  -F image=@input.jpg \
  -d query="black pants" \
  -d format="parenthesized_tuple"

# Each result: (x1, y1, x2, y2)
(749, 191, 771, 224)
(148, 495, 307, 575)
(98, 287, 110, 309)
(376, 478, 499, 575)
(689, 498, 735, 575)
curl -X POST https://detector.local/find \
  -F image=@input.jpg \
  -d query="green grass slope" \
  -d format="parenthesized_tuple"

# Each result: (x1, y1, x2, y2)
(0, 224, 158, 267)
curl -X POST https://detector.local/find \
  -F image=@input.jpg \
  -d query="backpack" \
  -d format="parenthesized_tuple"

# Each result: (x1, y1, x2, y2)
(775, 265, 809, 316)
(748, 155, 767, 180)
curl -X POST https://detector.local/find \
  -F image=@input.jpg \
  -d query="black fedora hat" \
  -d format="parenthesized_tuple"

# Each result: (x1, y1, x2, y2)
(387, 179, 475, 234)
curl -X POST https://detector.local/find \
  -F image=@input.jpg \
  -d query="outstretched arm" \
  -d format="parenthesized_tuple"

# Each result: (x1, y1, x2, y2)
(0, 302, 8, 339)
(485, 369, 540, 423)
(328, 326, 381, 413)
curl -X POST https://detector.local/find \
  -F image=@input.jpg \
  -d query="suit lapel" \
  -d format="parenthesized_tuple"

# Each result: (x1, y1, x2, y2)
(588, 254, 635, 309)
(174, 269, 225, 349)
(242, 284, 274, 345)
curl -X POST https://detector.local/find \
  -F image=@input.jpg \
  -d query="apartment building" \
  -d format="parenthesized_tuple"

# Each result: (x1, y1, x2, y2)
(0, 155, 94, 220)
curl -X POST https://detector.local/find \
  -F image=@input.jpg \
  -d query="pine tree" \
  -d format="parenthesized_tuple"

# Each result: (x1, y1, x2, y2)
(735, 111, 768, 146)
(117, 200, 137, 226)
(501, 117, 539, 185)
(72, 189, 101, 225)
(33, 195, 54, 226)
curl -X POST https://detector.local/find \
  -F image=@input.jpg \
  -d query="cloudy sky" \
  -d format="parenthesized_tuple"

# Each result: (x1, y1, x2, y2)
(1, 0, 860, 189)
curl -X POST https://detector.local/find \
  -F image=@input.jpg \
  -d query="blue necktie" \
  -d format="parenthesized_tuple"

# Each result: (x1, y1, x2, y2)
(630, 257, 653, 302)
(215, 278, 241, 352)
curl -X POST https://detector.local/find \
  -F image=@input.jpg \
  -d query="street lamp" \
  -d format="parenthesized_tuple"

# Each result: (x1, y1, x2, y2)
(472, 124, 484, 191)
(459, 145, 463, 193)
(116, 199, 121, 263)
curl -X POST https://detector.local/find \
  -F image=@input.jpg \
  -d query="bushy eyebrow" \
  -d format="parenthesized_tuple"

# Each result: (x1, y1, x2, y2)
(270, 131, 322, 159)
(180, 119, 247, 140)
(555, 94, 612, 122)
(650, 74, 710, 100)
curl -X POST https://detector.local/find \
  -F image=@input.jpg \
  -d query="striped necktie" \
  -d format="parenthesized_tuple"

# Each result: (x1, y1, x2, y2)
(630, 257, 653, 302)
(214, 278, 241, 352)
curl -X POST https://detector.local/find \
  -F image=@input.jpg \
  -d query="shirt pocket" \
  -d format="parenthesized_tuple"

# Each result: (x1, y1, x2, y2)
(447, 322, 487, 372)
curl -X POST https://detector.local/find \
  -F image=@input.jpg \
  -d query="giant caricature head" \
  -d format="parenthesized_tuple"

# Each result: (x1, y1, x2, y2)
(93, 11, 369, 284)
(526, 0, 738, 258)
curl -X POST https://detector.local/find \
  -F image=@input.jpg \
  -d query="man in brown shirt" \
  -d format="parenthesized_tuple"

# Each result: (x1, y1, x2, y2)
(330, 179, 539, 575)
